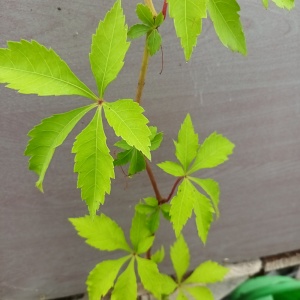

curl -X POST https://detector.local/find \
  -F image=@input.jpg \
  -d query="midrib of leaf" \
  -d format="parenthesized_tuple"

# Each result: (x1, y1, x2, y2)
(99, 8, 117, 97)
(93, 110, 101, 206)
(105, 105, 148, 157)
(173, 180, 189, 235)
(1, 65, 97, 100)
(210, 0, 245, 52)
(184, 0, 189, 56)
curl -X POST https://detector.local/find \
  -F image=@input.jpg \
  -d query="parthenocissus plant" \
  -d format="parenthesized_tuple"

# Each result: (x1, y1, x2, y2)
(0, 0, 295, 299)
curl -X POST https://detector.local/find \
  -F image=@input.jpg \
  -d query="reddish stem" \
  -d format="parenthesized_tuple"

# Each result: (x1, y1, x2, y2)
(159, 177, 183, 204)
(162, 0, 168, 19)
(145, 160, 163, 202)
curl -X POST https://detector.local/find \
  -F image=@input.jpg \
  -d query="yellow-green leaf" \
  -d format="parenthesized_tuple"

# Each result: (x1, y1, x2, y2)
(25, 104, 96, 192)
(90, 0, 130, 98)
(208, 0, 247, 55)
(0, 40, 97, 99)
(86, 256, 129, 300)
(104, 99, 151, 159)
(72, 108, 115, 215)
(168, 0, 206, 61)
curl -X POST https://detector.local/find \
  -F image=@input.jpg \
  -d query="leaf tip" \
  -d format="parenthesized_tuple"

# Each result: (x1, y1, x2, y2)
(36, 181, 44, 193)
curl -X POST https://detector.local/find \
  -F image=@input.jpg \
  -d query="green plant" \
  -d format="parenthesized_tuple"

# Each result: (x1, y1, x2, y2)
(0, 0, 295, 299)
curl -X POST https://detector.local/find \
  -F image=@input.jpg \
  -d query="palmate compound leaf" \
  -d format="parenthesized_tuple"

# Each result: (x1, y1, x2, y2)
(69, 214, 131, 252)
(168, 0, 207, 61)
(86, 256, 130, 300)
(170, 178, 196, 237)
(0, 40, 97, 100)
(24, 104, 96, 192)
(170, 235, 190, 283)
(188, 131, 235, 174)
(136, 256, 162, 299)
(174, 113, 199, 171)
(103, 99, 151, 159)
(72, 107, 115, 215)
(89, 0, 130, 98)
(111, 258, 137, 300)
(208, 0, 247, 55)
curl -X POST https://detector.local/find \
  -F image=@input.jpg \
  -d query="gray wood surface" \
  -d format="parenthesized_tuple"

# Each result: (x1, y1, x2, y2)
(0, 1, 299, 299)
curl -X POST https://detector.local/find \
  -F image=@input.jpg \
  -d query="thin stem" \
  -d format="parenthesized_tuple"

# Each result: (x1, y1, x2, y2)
(145, 160, 163, 202)
(135, 38, 150, 105)
(160, 177, 183, 204)
(144, 0, 158, 16)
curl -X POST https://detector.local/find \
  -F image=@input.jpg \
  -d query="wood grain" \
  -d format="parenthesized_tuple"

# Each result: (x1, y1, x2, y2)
(0, 1, 300, 299)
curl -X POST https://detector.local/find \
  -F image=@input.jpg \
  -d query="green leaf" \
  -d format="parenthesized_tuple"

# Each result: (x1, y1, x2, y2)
(157, 161, 185, 177)
(135, 203, 157, 215)
(137, 256, 162, 299)
(89, 0, 130, 98)
(170, 235, 190, 283)
(160, 274, 177, 295)
(147, 29, 162, 56)
(190, 177, 220, 217)
(185, 260, 228, 284)
(148, 209, 160, 234)
(137, 236, 155, 254)
(149, 126, 163, 151)
(111, 258, 137, 300)
(128, 24, 151, 39)
(130, 211, 152, 252)
(193, 191, 214, 244)
(176, 291, 189, 300)
(170, 179, 196, 236)
(25, 104, 95, 192)
(0, 40, 97, 99)
(136, 3, 155, 26)
(271, 0, 294, 10)
(185, 286, 214, 300)
(144, 197, 158, 206)
(69, 214, 131, 252)
(189, 132, 235, 173)
(114, 148, 146, 176)
(72, 108, 115, 215)
(168, 0, 206, 61)
(87, 256, 129, 300)
(154, 12, 165, 27)
(175, 114, 199, 171)
(103, 99, 151, 159)
(208, 0, 247, 55)
(151, 246, 165, 264)
(262, 0, 269, 8)
(114, 149, 133, 166)
(161, 203, 171, 221)
(114, 139, 131, 150)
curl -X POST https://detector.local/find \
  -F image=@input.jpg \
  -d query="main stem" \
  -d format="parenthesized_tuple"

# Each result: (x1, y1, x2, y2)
(135, 39, 150, 105)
